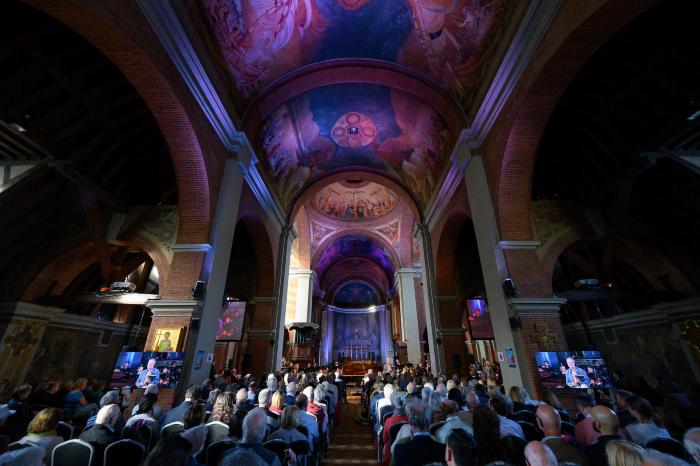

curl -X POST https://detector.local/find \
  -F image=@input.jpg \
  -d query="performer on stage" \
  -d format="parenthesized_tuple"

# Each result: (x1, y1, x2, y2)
(564, 357, 590, 388)
(135, 358, 160, 388)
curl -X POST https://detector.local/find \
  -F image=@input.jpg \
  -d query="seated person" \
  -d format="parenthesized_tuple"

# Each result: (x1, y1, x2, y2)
(79, 404, 121, 466)
(436, 400, 473, 444)
(18, 408, 63, 463)
(219, 408, 294, 466)
(269, 406, 310, 447)
(444, 428, 477, 466)
(537, 403, 589, 466)
(391, 400, 445, 466)
(489, 395, 525, 440)
(524, 441, 558, 466)
(624, 396, 670, 446)
(586, 406, 622, 466)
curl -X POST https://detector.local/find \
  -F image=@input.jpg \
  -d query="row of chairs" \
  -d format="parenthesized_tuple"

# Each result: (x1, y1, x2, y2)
(203, 437, 312, 466)
(9, 438, 145, 466)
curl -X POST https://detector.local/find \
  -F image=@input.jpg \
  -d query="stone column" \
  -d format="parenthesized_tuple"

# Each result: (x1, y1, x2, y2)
(182, 158, 244, 387)
(415, 224, 445, 375)
(396, 268, 422, 365)
(270, 225, 295, 371)
(288, 269, 315, 323)
(464, 155, 529, 390)
(320, 306, 334, 366)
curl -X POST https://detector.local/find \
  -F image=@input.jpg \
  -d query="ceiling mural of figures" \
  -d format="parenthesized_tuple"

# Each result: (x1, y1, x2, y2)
(315, 234, 395, 280)
(332, 281, 381, 308)
(312, 181, 398, 222)
(260, 83, 451, 205)
(200, 0, 508, 103)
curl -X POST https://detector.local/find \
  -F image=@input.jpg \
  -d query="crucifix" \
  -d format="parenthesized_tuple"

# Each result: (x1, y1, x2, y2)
(530, 323, 558, 351)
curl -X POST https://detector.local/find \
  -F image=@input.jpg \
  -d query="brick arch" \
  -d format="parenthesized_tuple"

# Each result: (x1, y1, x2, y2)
(236, 215, 275, 297)
(490, 0, 654, 241)
(24, 1, 211, 245)
(540, 230, 583, 292)
(435, 212, 471, 296)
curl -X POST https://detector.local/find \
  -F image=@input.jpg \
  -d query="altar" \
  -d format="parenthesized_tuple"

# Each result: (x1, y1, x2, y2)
(320, 304, 392, 367)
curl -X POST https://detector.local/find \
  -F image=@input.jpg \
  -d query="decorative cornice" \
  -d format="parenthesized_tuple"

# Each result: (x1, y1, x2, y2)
(288, 269, 316, 279)
(171, 243, 212, 253)
(145, 299, 203, 318)
(137, 0, 284, 233)
(498, 240, 541, 250)
(508, 297, 567, 315)
(0, 301, 64, 321)
(425, 0, 562, 231)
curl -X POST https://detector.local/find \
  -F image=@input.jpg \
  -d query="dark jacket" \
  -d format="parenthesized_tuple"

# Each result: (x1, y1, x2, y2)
(393, 434, 446, 466)
(79, 424, 119, 466)
(586, 434, 621, 466)
(161, 400, 193, 426)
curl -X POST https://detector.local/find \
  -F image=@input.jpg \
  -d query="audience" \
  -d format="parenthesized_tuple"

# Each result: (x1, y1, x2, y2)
(18, 407, 63, 462)
(445, 428, 477, 466)
(391, 399, 445, 466)
(490, 395, 525, 439)
(79, 404, 120, 466)
(210, 392, 234, 423)
(683, 427, 700, 465)
(219, 408, 289, 465)
(574, 393, 599, 447)
(605, 439, 645, 466)
(268, 405, 309, 446)
(436, 400, 473, 443)
(183, 402, 206, 429)
(624, 396, 670, 446)
(6, 384, 33, 440)
(586, 405, 623, 466)
(524, 440, 558, 466)
(162, 385, 199, 426)
(537, 403, 590, 465)
(473, 405, 514, 465)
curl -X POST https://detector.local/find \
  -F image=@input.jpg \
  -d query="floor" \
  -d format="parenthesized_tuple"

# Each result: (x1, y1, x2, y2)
(322, 396, 378, 465)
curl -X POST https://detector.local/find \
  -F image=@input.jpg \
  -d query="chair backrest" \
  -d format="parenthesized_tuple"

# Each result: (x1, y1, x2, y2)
(56, 421, 74, 441)
(517, 421, 543, 442)
(429, 421, 446, 436)
(122, 422, 154, 453)
(512, 410, 537, 425)
(646, 437, 686, 459)
(206, 421, 230, 444)
(290, 439, 310, 455)
(389, 421, 407, 445)
(161, 421, 186, 438)
(297, 424, 309, 437)
(206, 439, 237, 466)
(379, 404, 392, 422)
(8, 441, 30, 451)
(52, 439, 94, 466)
(263, 439, 291, 464)
(560, 421, 575, 437)
(104, 439, 145, 466)
(501, 435, 527, 466)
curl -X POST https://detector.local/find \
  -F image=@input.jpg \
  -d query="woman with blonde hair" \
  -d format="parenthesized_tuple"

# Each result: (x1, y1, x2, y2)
(605, 440, 645, 466)
(269, 390, 285, 416)
(509, 386, 527, 412)
(269, 405, 310, 447)
(210, 392, 234, 423)
(18, 407, 63, 463)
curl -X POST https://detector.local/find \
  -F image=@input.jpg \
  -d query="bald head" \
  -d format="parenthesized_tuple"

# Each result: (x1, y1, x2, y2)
(684, 427, 700, 464)
(536, 404, 561, 437)
(524, 441, 557, 466)
(591, 405, 619, 435)
(95, 404, 120, 427)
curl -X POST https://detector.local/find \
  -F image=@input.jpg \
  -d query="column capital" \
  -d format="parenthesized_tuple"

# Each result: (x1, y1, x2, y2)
(508, 297, 567, 315)
(171, 243, 212, 253)
(497, 240, 540, 250)
(288, 269, 315, 278)
(146, 299, 203, 318)
(395, 268, 421, 278)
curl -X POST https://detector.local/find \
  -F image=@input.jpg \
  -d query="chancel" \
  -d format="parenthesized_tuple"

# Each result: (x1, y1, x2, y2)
(0, 0, 699, 465)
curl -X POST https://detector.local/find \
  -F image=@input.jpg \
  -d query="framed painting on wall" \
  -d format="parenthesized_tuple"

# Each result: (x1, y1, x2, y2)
(151, 327, 182, 352)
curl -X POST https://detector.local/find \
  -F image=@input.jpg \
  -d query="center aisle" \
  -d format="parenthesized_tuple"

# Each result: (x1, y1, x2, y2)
(322, 398, 378, 465)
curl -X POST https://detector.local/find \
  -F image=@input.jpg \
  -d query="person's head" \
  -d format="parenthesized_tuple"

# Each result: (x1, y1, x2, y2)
(574, 392, 595, 415)
(509, 386, 526, 404)
(605, 440, 645, 466)
(184, 385, 200, 402)
(295, 394, 308, 411)
(287, 381, 298, 397)
(139, 393, 157, 414)
(241, 408, 268, 444)
(683, 427, 700, 464)
(235, 388, 248, 405)
(145, 384, 159, 395)
(406, 381, 416, 394)
(615, 389, 634, 409)
(26, 407, 60, 434)
(641, 449, 689, 466)
(442, 400, 459, 418)
(267, 373, 278, 391)
(384, 383, 395, 399)
(212, 393, 234, 422)
(390, 391, 406, 416)
(280, 405, 301, 430)
(489, 395, 511, 417)
(626, 396, 658, 424)
(258, 388, 271, 408)
(448, 388, 463, 407)
(313, 387, 325, 405)
(406, 400, 431, 433)
(13, 384, 32, 400)
(271, 390, 285, 410)
(445, 428, 478, 466)
(164, 332, 170, 339)
(44, 381, 60, 394)
(183, 402, 206, 429)
(542, 390, 562, 410)
(543, 361, 550, 368)
(303, 386, 314, 402)
(100, 389, 120, 407)
(95, 404, 121, 428)
(535, 403, 561, 437)
(207, 389, 220, 405)
(147, 358, 157, 370)
(566, 357, 576, 369)
(524, 441, 557, 466)
(591, 405, 619, 436)
(144, 432, 194, 466)
(465, 391, 479, 411)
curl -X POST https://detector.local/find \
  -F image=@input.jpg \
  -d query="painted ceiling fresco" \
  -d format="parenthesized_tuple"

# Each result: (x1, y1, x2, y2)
(315, 235, 394, 279)
(260, 83, 450, 205)
(201, 0, 508, 103)
(332, 281, 381, 308)
(312, 181, 398, 222)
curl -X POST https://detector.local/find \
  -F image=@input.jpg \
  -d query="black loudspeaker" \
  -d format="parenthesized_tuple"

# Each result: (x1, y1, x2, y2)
(503, 278, 518, 298)
(509, 317, 520, 330)
(192, 281, 206, 300)
(190, 318, 200, 330)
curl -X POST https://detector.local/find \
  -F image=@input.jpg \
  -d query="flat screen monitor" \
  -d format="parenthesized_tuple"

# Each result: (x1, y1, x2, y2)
(534, 350, 612, 389)
(466, 298, 494, 339)
(110, 351, 185, 390)
(216, 300, 245, 341)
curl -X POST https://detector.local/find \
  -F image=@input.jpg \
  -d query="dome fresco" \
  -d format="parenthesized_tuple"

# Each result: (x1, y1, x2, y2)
(312, 181, 398, 222)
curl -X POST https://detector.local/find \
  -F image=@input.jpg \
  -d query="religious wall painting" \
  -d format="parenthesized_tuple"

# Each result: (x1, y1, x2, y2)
(315, 234, 394, 278)
(313, 181, 398, 222)
(259, 83, 451, 206)
(375, 219, 401, 246)
(201, 0, 509, 103)
(26, 329, 82, 384)
(310, 221, 336, 250)
(3, 322, 40, 357)
(151, 327, 183, 352)
(332, 281, 381, 308)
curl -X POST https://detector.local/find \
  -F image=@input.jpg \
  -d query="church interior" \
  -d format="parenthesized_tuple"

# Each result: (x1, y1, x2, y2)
(0, 0, 699, 465)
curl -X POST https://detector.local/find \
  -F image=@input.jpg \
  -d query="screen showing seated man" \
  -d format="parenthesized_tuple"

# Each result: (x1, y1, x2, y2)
(110, 351, 185, 389)
(534, 350, 612, 389)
